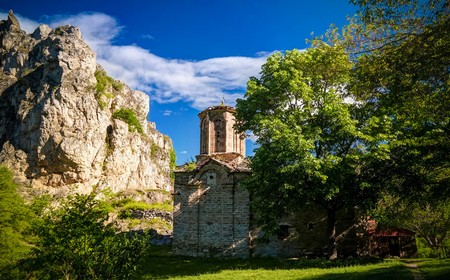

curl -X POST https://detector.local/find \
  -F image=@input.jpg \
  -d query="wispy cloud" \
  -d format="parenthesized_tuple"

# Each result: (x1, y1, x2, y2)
(247, 131, 258, 143)
(1, 12, 269, 110)
(162, 110, 173, 116)
(48, 12, 123, 51)
(141, 34, 154, 40)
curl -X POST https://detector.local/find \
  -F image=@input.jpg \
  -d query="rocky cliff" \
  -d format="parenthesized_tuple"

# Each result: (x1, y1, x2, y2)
(0, 11, 174, 198)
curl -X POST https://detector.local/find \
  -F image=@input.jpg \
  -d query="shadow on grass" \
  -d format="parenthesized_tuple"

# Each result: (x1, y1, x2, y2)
(417, 259, 450, 280)
(137, 246, 388, 279)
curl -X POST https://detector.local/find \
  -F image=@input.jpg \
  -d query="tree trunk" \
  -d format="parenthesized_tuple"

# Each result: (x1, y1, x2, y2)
(327, 206, 338, 260)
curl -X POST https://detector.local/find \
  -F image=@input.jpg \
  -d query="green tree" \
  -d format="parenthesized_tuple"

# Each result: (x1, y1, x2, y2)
(374, 194, 450, 257)
(29, 190, 148, 279)
(236, 44, 389, 259)
(346, 0, 450, 201)
(0, 165, 34, 273)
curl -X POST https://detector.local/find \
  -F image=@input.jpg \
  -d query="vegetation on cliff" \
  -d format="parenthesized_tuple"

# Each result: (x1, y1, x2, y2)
(169, 147, 177, 181)
(94, 69, 123, 110)
(112, 108, 144, 133)
(0, 12, 174, 196)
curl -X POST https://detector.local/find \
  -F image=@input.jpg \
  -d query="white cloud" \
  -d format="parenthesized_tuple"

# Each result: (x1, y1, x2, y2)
(246, 131, 259, 143)
(180, 151, 188, 154)
(95, 42, 267, 109)
(1, 12, 269, 110)
(141, 34, 154, 40)
(45, 12, 123, 51)
(162, 110, 173, 116)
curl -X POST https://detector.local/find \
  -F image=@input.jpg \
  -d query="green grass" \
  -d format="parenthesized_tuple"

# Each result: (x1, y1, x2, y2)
(145, 217, 172, 230)
(136, 247, 418, 280)
(122, 201, 173, 212)
(185, 161, 197, 171)
(416, 259, 450, 280)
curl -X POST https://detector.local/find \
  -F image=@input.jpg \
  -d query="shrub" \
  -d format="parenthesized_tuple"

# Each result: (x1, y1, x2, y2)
(28, 191, 148, 280)
(94, 70, 116, 95)
(53, 28, 63, 36)
(169, 148, 177, 181)
(185, 161, 197, 171)
(112, 197, 135, 208)
(112, 108, 144, 134)
(151, 142, 159, 158)
(0, 165, 35, 275)
(94, 70, 122, 110)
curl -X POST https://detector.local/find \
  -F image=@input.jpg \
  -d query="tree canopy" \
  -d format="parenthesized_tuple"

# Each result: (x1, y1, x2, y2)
(346, 0, 450, 200)
(236, 0, 449, 259)
(375, 193, 450, 257)
(236, 43, 390, 259)
(345, 0, 450, 255)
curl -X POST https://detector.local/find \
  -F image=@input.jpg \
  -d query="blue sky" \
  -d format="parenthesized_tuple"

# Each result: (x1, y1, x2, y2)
(1, 0, 357, 164)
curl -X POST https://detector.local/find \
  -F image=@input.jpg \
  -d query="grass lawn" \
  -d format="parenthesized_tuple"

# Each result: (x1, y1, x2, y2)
(416, 259, 450, 280)
(136, 246, 419, 280)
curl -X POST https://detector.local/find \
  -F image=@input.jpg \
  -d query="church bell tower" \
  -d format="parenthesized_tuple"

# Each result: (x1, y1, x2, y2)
(198, 104, 245, 158)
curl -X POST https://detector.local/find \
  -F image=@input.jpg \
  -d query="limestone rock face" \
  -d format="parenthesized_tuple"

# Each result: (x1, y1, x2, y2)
(0, 12, 173, 197)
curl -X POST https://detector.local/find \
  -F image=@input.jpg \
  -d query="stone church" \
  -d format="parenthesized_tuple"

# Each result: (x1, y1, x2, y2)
(172, 104, 416, 258)
(172, 104, 252, 257)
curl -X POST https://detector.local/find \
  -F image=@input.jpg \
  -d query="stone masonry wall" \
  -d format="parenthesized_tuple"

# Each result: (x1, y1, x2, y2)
(173, 161, 250, 258)
(251, 205, 357, 258)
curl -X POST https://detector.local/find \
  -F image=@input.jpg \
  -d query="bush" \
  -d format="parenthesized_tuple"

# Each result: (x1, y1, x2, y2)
(95, 70, 122, 94)
(0, 165, 34, 275)
(28, 191, 148, 279)
(94, 70, 122, 109)
(151, 142, 160, 157)
(169, 148, 177, 181)
(112, 108, 144, 134)
(185, 161, 197, 171)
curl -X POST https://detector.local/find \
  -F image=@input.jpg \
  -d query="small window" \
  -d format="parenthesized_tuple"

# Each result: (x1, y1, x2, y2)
(206, 172, 216, 185)
(278, 225, 290, 240)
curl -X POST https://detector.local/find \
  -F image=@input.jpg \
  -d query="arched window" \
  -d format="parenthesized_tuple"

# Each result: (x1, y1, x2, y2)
(212, 116, 225, 153)
(200, 118, 208, 154)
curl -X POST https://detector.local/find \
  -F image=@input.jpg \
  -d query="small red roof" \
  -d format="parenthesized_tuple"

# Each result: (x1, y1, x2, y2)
(367, 219, 415, 236)
(371, 228, 416, 237)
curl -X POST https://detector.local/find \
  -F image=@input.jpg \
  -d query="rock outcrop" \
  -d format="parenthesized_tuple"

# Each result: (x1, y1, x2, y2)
(0, 11, 173, 198)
